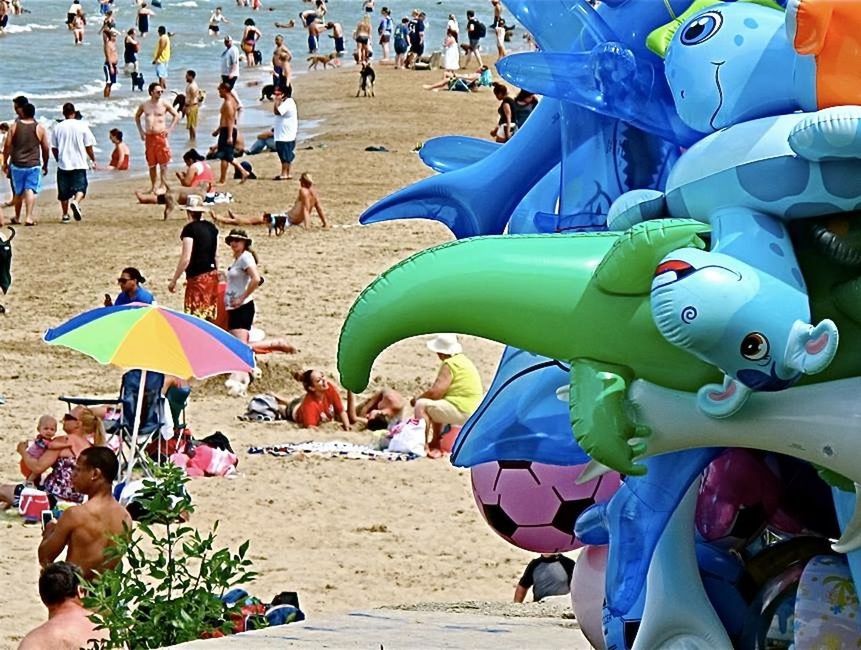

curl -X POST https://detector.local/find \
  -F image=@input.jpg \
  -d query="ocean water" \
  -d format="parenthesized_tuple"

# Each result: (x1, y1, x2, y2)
(0, 0, 522, 182)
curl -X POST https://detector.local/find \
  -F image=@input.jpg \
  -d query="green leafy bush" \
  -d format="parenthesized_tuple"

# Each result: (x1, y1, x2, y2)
(84, 462, 257, 649)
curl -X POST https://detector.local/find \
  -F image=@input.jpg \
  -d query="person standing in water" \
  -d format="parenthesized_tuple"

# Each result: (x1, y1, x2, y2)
(152, 25, 171, 89)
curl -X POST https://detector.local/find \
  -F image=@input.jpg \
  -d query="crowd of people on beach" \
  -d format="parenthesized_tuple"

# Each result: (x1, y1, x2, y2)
(0, 1, 551, 644)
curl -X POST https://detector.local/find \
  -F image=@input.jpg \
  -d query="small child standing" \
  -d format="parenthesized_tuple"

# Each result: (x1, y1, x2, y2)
(19, 415, 70, 483)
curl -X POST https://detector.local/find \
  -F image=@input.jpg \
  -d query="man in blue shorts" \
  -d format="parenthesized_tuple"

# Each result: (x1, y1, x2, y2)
(103, 29, 119, 98)
(2, 102, 49, 226)
(406, 10, 424, 66)
(272, 85, 297, 180)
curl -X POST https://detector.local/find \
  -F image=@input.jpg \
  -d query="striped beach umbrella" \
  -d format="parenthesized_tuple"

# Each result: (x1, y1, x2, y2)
(43, 302, 254, 379)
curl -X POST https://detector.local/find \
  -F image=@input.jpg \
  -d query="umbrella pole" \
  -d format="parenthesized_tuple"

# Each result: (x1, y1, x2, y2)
(126, 368, 147, 483)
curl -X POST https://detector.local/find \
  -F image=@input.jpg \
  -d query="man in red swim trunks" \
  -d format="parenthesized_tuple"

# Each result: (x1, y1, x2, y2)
(134, 81, 179, 194)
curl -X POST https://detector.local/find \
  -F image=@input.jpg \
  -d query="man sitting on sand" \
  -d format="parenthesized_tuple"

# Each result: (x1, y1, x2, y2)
(213, 172, 327, 232)
(38, 447, 132, 581)
(347, 388, 409, 431)
(18, 562, 107, 649)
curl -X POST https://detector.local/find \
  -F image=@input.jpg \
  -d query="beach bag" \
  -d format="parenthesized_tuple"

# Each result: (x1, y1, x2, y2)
(146, 427, 193, 461)
(243, 394, 281, 422)
(387, 418, 427, 456)
(475, 21, 487, 38)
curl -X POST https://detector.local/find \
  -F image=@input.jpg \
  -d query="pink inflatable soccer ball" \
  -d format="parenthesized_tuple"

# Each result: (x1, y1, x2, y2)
(471, 461, 621, 553)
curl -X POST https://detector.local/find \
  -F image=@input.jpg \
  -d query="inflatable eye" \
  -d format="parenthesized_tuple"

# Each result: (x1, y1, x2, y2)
(680, 12, 723, 46)
(740, 333, 769, 361)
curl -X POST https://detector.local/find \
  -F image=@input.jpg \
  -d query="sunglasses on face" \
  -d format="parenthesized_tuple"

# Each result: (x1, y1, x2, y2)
(118, 277, 132, 283)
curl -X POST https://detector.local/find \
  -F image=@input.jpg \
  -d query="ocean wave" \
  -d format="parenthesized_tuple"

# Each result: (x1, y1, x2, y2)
(183, 40, 210, 48)
(3, 22, 59, 34)
(73, 99, 136, 127)
(174, 1, 199, 6)
(0, 81, 105, 101)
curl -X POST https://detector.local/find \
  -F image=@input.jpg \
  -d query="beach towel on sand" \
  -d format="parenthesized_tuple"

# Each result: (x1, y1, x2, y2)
(248, 441, 418, 461)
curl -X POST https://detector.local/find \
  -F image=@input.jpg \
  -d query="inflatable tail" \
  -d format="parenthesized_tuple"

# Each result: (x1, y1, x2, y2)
(359, 99, 563, 239)
(337, 233, 618, 392)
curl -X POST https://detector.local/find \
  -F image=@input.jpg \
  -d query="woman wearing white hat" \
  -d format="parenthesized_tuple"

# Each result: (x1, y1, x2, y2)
(412, 333, 483, 458)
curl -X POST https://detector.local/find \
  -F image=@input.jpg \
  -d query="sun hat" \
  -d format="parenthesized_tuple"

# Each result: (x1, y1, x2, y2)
(225, 228, 252, 246)
(427, 333, 462, 356)
(185, 195, 207, 212)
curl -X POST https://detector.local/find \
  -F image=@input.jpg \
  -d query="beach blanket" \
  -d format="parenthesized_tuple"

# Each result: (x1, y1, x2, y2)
(248, 441, 418, 461)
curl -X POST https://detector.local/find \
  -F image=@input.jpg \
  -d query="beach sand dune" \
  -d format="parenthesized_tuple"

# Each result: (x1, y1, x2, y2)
(0, 63, 559, 647)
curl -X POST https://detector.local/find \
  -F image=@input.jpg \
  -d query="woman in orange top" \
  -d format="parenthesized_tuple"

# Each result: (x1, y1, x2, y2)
(107, 129, 130, 170)
(273, 369, 351, 429)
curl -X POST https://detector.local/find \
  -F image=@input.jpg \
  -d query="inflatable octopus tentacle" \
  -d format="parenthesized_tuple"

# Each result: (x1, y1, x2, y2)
(337, 233, 619, 393)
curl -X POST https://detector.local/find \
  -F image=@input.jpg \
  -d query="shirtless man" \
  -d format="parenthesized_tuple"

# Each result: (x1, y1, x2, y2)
(38, 447, 132, 581)
(0, 0, 10, 34)
(103, 29, 119, 98)
(211, 82, 247, 184)
(183, 69, 201, 140)
(216, 171, 327, 231)
(134, 82, 179, 193)
(326, 21, 345, 56)
(18, 562, 108, 650)
(271, 34, 292, 88)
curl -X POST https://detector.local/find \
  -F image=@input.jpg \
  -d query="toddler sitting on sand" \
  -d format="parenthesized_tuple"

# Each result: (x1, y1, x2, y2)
(19, 415, 71, 483)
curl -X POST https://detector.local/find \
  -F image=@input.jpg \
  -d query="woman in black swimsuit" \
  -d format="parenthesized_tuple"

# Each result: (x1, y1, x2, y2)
(137, 3, 151, 36)
(490, 82, 516, 143)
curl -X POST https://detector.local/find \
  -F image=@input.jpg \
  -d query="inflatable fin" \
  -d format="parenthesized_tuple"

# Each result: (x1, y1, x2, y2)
(594, 219, 708, 296)
(359, 99, 563, 239)
(576, 459, 614, 485)
(632, 479, 733, 649)
(450, 348, 587, 467)
(581, 449, 720, 617)
(504, 0, 613, 52)
(418, 136, 501, 174)
(508, 165, 562, 235)
(832, 483, 861, 553)
(497, 50, 701, 147)
(832, 486, 861, 595)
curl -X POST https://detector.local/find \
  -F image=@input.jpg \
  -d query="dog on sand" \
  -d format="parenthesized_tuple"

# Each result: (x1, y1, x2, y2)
(307, 52, 340, 70)
(356, 62, 375, 97)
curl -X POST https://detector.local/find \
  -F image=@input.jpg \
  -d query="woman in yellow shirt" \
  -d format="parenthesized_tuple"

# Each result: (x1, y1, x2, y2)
(413, 334, 483, 458)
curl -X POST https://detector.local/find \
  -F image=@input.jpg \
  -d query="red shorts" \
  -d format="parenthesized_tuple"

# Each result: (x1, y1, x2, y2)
(145, 131, 171, 167)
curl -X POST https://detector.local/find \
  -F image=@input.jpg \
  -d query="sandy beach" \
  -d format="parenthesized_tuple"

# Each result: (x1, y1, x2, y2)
(0, 59, 563, 647)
